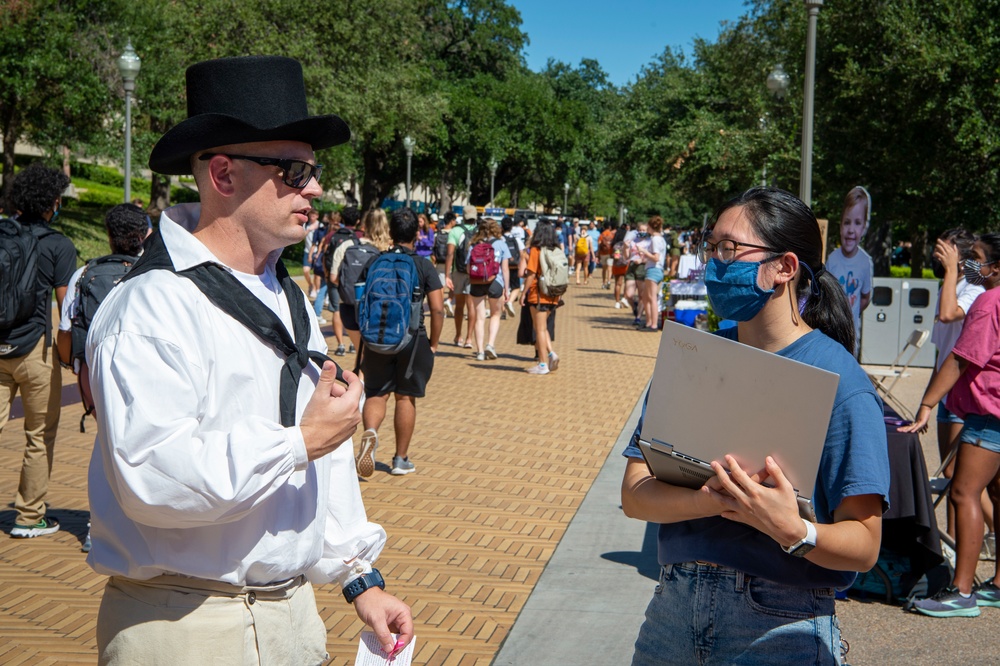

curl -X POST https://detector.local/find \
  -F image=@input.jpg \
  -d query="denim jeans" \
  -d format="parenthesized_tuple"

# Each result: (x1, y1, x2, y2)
(313, 282, 328, 316)
(631, 562, 844, 666)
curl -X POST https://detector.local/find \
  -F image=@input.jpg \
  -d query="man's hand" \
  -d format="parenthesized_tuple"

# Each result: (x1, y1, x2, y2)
(353, 587, 414, 656)
(300, 362, 363, 461)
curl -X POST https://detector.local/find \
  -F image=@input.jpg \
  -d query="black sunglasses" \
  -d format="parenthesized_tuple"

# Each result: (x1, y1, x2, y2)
(198, 153, 323, 189)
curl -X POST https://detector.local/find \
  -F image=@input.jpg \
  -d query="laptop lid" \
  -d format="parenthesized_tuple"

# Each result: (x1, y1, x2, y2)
(639, 321, 840, 500)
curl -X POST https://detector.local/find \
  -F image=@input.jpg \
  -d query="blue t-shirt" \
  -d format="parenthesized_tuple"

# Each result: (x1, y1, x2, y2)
(623, 328, 890, 589)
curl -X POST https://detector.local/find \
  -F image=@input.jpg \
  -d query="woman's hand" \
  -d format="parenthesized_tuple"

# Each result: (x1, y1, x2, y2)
(702, 455, 803, 546)
(933, 239, 959, 275)
(899, 404, 932, 434)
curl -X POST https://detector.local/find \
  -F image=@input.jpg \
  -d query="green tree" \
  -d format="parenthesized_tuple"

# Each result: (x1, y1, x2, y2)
(0, 0, 123, 202)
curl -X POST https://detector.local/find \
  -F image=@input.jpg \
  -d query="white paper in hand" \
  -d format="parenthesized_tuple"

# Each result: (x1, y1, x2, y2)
(354, 631, 415, 666)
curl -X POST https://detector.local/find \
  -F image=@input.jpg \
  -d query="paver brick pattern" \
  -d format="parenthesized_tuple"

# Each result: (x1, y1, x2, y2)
(0, 283, 660, 665)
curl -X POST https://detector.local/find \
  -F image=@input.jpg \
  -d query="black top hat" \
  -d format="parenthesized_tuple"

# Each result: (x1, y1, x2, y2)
(149, 55, 350, 175)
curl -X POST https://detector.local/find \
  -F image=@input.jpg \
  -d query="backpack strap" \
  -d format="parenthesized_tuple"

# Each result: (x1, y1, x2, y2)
(123, 231, 344, 427)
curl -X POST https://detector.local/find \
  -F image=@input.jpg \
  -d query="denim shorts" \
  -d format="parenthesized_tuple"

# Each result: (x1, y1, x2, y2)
(959, 413, 1000, 454)
(937, 399, 964, 425)
(645, 266, 664, 283)
(631, 562, 844, 666)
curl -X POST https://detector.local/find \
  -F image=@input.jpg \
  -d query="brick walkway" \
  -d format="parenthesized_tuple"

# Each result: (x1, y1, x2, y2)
(0, 282, 660, 665)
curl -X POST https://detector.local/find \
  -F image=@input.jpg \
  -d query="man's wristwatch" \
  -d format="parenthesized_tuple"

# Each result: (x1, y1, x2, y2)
(343, 568, 385, 603)
(782, 519, 817, 558)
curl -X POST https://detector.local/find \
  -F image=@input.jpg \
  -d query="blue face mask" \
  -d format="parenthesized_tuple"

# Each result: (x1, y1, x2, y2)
(704, 257, 775, 322)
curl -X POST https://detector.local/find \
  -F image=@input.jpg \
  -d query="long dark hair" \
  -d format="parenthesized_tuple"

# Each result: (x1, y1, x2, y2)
(531, 221, 560, 250)
(715, 187, 856, 353)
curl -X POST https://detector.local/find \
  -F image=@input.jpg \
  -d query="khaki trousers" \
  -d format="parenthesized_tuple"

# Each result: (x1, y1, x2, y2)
(97, 575, 329, 666)
(0, 338, 61, 525)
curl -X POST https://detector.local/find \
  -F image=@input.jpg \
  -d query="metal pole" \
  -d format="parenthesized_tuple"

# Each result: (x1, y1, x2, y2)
(124, 86, 132, 203)
(800, 1, 823, 207)
(405, 153, 412, 207)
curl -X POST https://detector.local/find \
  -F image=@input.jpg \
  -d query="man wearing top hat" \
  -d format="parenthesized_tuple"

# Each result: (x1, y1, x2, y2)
(85, 55, 412, 663)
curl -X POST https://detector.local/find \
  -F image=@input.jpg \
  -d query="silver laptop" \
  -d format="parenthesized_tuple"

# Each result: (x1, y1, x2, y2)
(637, 321, 840, 520)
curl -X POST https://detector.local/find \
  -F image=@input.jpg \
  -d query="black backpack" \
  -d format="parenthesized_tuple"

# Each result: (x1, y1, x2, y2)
(323, 227, 357, 279)
(453, 223, 475, 274)
(432, 232, 449, 263)
(0, 219, 55, 331)
(504, 234, 520, 266)
(70, 254, 137, 363)
(337, 239, 381, 305)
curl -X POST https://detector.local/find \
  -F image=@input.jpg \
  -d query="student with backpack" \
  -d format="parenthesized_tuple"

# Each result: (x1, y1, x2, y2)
(444, 206, 478, 348)
(330, 208, 390, 361)
(519, 222, 566, 375)
(432, 211, 456, 313)
(598, 221, 615, 289)
(319, 207, 360, 355)
(1, 164, 78, 539)
(465, 218, 511, 361)
(58, 203, 150, 431)
(611, 223, 630, 308)
(574, 224, 595, 285)
(356, 208, 443, 477)
(501, 216, 524, 317)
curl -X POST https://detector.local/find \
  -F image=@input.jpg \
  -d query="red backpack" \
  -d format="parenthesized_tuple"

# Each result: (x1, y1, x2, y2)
(468, 241, 501, 284)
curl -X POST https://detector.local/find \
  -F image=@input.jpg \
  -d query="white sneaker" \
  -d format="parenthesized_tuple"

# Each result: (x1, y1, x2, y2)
(614, 302, 622, 309)
(504, 301, 516, 317)
(316, 316, 329, 325)
(443, 300, 455, 318)
(485, 344, 498, 360)
(548, 351, 560, 371)
(619, 297, 630, 308)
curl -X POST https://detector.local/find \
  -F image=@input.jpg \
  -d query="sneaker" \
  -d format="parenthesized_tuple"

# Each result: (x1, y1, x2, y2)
(941, 540, 957, 571)
(390, 456, 415, 475)
(475, 352, 485, 361)
(526, 363, 550, 375)
(10, 517, 60, 538)
(485, 344, 498, 360)
(348, 344, 356, 354)
(356, 429, 378, 478)
(500, 312, 507, 320)
(548, 351, 560, 371)
(316, 316, 329, 325)
(633, 317, 642, 327)
(334, 344, 346, 357)
(443, 300, 455, 318)
(912, 586, 980, 617)
(614, 302, 622, 309)
(82, 523, 91, 553)
(504, 301, 516, 317)
(974, 581, 1000, 607)
(619, 297, 630, 308)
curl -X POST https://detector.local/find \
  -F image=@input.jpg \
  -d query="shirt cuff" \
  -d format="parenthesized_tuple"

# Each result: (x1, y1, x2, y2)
(288, 426, 309, 471)
(342, 560, 374, 587)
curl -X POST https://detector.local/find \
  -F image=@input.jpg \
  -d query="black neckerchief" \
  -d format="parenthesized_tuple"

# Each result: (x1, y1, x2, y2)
(122, 230, 343, 427)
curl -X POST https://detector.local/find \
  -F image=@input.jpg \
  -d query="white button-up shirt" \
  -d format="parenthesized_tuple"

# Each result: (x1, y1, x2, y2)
(86, 203, 385, 587)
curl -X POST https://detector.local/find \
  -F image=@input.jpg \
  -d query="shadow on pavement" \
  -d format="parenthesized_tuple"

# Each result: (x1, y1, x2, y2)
(601, 520, 660, 581)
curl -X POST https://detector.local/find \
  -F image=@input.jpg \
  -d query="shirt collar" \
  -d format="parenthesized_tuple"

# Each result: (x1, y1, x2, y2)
(160, 203, 283, 274)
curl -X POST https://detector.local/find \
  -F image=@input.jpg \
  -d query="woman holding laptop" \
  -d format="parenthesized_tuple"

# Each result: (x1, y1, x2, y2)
(621, 187, 890, 665)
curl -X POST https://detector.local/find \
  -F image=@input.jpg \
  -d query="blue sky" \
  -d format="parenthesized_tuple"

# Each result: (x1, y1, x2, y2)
(508, 0, 749, 86)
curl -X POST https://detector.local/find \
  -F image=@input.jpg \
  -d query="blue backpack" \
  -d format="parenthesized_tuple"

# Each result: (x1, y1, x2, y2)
(358, 249, 422, 355)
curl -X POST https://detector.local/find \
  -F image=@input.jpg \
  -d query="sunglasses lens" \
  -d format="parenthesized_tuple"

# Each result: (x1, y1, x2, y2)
(284, 161, 310, 188)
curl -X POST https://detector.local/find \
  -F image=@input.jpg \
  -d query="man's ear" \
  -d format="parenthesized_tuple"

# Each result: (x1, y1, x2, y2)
(204, 155, 238, 197)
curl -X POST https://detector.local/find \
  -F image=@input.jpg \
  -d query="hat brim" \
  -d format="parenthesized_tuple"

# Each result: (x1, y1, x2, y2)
(149, 113, 351, 175)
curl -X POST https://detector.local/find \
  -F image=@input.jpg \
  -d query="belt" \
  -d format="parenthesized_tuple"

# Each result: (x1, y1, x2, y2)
(116, 573, 305, 605)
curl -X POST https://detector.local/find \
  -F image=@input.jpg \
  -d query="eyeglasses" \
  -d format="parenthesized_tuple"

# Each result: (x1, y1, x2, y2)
(198, 153, 323, 189)
(698, 238, 783, 265)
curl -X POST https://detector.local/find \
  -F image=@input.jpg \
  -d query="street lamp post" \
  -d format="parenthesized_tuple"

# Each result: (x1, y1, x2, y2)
(800, 1, 824, 207)
(402, 135, 415, 208)
(466, 158, 472, 201)
(488, 158, 498, 206)
(563, 182, 570, 215)
(117, 40, 141, 204)
(763, 64, 790, 187)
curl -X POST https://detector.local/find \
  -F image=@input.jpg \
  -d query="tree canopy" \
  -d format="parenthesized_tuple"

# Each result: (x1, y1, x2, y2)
(2, 0, 996, 267)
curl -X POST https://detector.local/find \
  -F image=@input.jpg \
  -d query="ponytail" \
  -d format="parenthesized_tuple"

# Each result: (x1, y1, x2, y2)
(799, 266, 856, 354)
